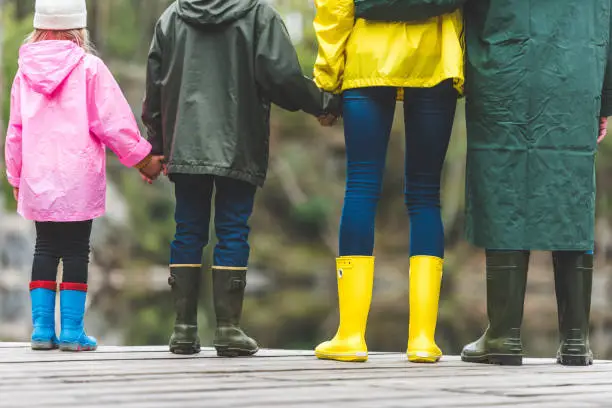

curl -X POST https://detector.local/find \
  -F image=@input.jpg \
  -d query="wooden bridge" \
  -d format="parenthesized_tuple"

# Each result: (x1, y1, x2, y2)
(0, 342, 611, 407)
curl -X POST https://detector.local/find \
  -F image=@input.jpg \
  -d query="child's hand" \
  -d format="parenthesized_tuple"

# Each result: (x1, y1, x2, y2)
(139, 155, 165, 183)
(12, 188, 19, 201)
(599, 117, 608, 144)
(318, 114, 338, 127)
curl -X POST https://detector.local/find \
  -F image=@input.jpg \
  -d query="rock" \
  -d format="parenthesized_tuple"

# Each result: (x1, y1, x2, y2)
(0, 196, 34, 341)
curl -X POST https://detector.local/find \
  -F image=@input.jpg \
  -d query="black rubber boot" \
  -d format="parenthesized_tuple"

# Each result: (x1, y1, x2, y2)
(553, 251, 593, 366)
(461, 250, 529, 366)
(212, 268, 259, 357)
(168, 266, 201, 355)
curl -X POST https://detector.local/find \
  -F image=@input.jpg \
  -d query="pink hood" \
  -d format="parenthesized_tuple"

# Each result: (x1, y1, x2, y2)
(18, 41, 85, 96)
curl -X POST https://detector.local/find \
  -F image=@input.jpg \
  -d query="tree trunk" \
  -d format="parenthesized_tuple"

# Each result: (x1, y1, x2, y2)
(88, 0, 101, 52)
(0, 0, 6, 136)
(15, 0, 30, 20)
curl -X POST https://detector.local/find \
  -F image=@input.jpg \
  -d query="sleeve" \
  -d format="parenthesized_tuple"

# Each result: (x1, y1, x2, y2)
(5, 76, 23, 188)
(88, 59, 152, 168)
(601, 10, 612, 117)
(313, 0, 355, 93)
(142, 22, 164, 155)
(255, 11, 339, 117)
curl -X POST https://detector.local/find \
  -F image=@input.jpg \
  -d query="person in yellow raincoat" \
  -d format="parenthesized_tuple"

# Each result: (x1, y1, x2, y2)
(313, 0, 464, 363)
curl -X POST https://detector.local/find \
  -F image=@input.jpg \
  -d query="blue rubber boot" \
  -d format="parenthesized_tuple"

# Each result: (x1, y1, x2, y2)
(30, 281, 59, 350)
(59, 283, 97, 352)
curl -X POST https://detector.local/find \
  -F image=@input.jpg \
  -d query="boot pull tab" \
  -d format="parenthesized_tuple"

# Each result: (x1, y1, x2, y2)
(229, 278, 246, 291)
(337, 258, 352, 279)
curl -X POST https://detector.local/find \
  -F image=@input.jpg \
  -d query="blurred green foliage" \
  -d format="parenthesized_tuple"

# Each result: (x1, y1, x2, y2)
(1, 4, 31, 209)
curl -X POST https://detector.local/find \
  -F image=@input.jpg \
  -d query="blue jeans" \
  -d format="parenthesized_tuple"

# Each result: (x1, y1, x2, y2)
(170, 174, 256, 267)
(339, 81, 457, 258)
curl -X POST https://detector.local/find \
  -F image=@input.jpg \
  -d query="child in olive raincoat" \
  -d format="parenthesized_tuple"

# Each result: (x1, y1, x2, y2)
(356, 0, 612, 366)
(142, 0, 339, 356)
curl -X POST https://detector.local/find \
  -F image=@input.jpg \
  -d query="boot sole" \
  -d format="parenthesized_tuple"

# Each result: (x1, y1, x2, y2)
(557, 355, 593, 366)
(315, 351, 368, 362)
(461, 353, 522, 366)
(215, 345, 259, 357)
(170, 342, 201, 355)
(407, 352, 441, 364)
(59, 343, 97, 352)
(31, 342, 59, 351)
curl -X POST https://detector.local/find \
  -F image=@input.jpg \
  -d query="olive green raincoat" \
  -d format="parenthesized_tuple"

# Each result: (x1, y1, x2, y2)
(142, 0, 338, 187)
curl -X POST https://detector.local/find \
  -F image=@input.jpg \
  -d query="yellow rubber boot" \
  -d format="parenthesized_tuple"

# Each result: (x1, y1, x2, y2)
(407, 255, 443, 363)
(315, 256, 374, 362)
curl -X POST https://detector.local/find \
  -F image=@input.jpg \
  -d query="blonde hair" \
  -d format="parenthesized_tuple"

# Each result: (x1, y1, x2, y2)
(25, 29, 95, 54)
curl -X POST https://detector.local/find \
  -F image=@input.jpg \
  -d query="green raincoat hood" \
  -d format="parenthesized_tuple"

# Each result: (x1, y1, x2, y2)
(177, 0, 258, 25)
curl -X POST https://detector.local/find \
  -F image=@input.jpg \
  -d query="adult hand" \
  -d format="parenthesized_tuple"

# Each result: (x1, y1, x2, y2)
(140, 155, 165, 183)
(598, 117, 608, 144)
(12, 187, 19, 201)
(318, 114, 338, 127)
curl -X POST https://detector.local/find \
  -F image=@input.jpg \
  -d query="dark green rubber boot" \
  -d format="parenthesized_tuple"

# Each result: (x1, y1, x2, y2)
(212, 268, 259, 357)
(168, 266, 201, 355)
(461, 250, 529, 366)
(553, 251, 593, 366)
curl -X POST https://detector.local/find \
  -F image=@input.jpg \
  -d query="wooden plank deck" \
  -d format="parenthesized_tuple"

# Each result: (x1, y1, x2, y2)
(1, 343, 611, 408)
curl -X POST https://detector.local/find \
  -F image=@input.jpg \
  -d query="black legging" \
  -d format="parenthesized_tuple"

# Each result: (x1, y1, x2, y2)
(31, 221, 93, 284)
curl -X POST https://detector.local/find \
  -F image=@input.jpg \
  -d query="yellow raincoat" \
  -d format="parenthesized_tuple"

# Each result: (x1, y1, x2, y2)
(313, 0, 464, 95)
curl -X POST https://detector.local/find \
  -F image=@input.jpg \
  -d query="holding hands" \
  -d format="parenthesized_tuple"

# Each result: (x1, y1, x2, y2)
(318, 92, 342, 127)
(318, 113, 339, 127)
(138, 155, 166, 184)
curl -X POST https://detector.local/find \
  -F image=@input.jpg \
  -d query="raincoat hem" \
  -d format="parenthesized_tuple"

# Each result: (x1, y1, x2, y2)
(466, 236, 594, 252)
(167, 164, 264, 187)
(20, 209, 103, 223)
(342, 75, 464, 94)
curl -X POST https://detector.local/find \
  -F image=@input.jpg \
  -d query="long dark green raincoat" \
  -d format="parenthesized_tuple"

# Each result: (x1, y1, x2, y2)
(355, 0, 612, 250)
(464, 0, 612, 250)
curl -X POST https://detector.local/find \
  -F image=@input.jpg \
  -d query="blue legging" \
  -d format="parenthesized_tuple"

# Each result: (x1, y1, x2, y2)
(339, 81, 458, 258)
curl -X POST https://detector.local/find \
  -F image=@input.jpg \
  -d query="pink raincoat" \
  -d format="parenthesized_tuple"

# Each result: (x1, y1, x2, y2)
(4, 41, 151, 222)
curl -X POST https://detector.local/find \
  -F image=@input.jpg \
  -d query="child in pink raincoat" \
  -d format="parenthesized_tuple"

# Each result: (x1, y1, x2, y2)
(3, 0, 163, 352)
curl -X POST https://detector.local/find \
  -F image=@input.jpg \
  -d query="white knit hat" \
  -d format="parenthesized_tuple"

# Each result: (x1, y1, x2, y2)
(34, 0, 87, 30)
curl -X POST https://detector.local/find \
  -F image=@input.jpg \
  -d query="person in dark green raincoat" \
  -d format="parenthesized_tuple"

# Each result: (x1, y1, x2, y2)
(353, 0, 612, 366)
(142, 0, 339, 357)
(459, 0, 612, 367)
